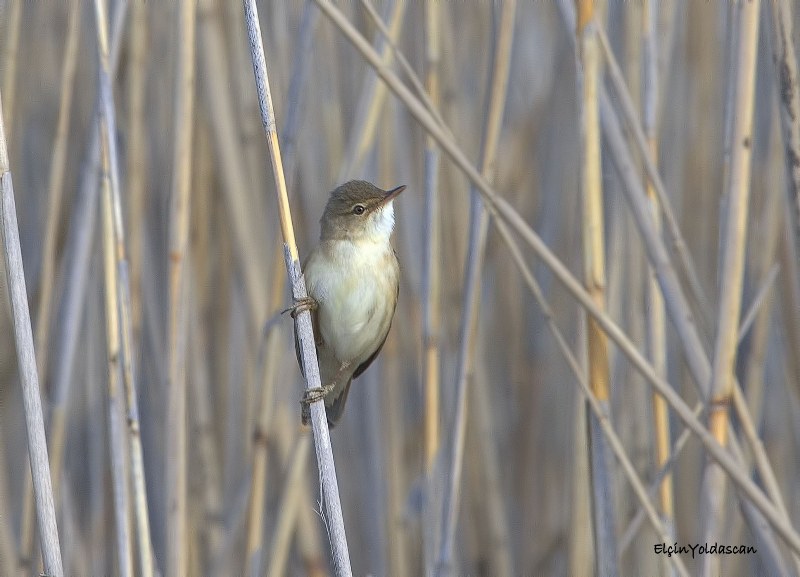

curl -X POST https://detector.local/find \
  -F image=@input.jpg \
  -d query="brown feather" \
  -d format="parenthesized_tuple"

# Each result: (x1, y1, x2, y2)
(325, 378, 353, 428)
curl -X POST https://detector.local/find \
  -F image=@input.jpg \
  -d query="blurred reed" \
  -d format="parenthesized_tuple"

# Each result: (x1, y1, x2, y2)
(0, 1, 799, 576)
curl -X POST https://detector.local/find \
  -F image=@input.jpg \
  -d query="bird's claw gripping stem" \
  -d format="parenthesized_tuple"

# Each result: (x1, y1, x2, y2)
(300, 382, 335, 425)
(283, 295, 318, 319)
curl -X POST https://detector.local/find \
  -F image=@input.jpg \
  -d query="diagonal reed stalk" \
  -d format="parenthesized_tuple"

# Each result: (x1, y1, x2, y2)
(0, 89, 64, 577)
(243, 1, 353, 575)
(492, 214, 691, 577)
(5, 3, 800, 574)
(17, 5, 83, 569)
(593, 11, 796, 564)
(337, 0, 406, 182)
(592, 13, 796, 560)
(311, 0, 800, 555)
(619, 261, 779, 550)
(436, 3, 516, 576)
(33, 6, 81, 562)
(359, 0, 450, 136)
(244, 4, 321, 570)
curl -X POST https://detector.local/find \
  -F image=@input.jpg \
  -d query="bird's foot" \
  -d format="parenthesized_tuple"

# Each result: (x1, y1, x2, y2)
(300, 382, 336, 425)
(282, 295, 318, 319)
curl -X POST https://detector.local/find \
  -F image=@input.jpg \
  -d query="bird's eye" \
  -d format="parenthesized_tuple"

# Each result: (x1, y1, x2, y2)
(352, 204, 366, 215)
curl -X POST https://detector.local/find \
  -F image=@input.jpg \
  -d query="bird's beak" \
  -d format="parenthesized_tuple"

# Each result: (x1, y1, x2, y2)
(378, 184, 406, 207)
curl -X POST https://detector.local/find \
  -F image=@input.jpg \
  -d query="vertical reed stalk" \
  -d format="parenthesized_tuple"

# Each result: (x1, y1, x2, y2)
(490, 192, 800, 554)
(590, 61, 798, 553)
(267, 407, 326, 577)
(589, 20, 711, 331)
(266, 429, 312, 577)
(358, 0, 450, 135)
(619, 277, 776, 554)
(642, 2, 674, 568)
(422, 0, 443, 569)
(436, 4, 516, 576)
(39, 8, 129, 576)
(253, 0, 800, 550)
(92, 1, 155, 574)
(493, 215, 690, 577)
(34, 2, 81, 398)
(85, 296, 109, 577)
(296, 493, 326, 577)
(37, 7, 81, 556)
(279, 0, 320, 193)
(185, 157, 224, 573)
(165, 1, 197, 576)
(243, 2, 353, 575)
(569, 369, 593, 577)
(593, 11, 796, 557)
(0, 443, 14, 576)
(337, 0, 406, 181)
(197, 0, 266, 330)
(768, 0, 800, 259)
(778, 195, 800, 383)
(700, 3, 759, 575)
(126, 0, 148, 342)
(422, 0, 442, 482)
(244, 242, 286, 577)
(246, 1, 319, 564)
(1, 0, 22, 141)
(100, 126, 134, 577)
(744, 112, 784, 429)
(576, 2, 618, 575)
(17, 4, 84, 568)
(308, 14, 800, 555)
(6, 4, 800, 575)
(379, 298, 409, 577)
(245, 4, 320, 568)
(0, 89, 63, 577)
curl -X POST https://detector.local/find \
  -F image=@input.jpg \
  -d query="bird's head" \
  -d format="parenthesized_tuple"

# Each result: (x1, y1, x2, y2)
(320, 180, 406, 242)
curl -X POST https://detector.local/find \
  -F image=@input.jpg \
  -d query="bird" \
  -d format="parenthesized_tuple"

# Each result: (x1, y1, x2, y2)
(291, 180, 404, 427)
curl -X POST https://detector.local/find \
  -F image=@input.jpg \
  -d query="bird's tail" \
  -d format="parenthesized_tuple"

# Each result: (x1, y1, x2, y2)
(325, 377, 353, 428)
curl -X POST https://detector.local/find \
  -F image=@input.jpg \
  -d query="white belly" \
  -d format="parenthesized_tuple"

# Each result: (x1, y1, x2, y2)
(304, 240, 398, 368)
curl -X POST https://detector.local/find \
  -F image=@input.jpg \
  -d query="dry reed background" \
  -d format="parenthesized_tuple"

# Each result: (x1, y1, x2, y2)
(1, 1, 799, 576)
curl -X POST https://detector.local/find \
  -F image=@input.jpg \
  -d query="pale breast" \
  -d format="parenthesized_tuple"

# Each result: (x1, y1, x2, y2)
(304, 239, 398, 365)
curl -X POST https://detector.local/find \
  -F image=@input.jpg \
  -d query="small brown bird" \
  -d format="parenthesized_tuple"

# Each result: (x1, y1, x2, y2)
(293, 180, 404, 427)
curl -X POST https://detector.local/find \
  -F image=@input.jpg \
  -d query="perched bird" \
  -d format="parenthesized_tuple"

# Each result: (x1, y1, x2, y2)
(292, 180, 404, 427)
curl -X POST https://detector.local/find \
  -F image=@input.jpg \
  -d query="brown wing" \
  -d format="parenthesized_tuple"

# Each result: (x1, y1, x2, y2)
(325, 378, 352, 428)
(352, 279, 398, 380)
